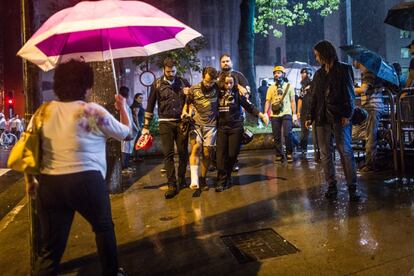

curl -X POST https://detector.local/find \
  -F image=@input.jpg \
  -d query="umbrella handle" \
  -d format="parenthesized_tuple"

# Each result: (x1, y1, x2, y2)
(108, 40, 119, 94)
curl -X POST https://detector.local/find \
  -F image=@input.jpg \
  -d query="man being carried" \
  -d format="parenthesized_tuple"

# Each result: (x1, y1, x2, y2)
(184, 67, 219, 191)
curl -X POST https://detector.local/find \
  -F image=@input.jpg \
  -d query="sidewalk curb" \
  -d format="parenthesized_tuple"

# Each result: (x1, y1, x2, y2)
(0, 171, 25, 220)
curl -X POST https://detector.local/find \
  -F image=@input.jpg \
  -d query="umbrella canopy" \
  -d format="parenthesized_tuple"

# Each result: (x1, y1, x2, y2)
(340, 45, 399, 87)
(384, 1, 414, 31)
(283, 61, 314, 92)
(17, 0, 202, 72)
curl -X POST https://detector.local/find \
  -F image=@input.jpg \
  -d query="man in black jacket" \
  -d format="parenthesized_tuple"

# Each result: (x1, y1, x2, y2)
(142, 58, 190, 199)
(306, 40, 359, 201)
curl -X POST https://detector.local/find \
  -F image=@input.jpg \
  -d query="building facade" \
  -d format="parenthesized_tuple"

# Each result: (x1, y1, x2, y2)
(1, 0, 412, 115)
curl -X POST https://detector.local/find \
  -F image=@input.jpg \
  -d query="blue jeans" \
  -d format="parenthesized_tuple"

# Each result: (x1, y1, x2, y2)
(271, 115, 293, 156)
(317, 122, 357, 187)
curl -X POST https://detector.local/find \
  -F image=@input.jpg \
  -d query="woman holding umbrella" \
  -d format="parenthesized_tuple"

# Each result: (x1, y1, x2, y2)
(25, 60, 130, 275)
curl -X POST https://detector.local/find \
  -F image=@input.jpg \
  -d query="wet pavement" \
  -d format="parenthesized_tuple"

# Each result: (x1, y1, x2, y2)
(0, 150, 414, 275)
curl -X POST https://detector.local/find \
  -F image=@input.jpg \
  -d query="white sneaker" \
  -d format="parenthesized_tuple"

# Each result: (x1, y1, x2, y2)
(190, 183, 199, 190)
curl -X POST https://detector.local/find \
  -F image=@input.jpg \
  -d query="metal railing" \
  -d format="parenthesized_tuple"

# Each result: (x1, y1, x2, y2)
(352, 90, 398, 172)
(396, 87, 414, 173)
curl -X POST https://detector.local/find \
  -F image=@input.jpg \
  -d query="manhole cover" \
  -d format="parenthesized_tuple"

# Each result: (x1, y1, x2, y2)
(221, 228, 299, 263)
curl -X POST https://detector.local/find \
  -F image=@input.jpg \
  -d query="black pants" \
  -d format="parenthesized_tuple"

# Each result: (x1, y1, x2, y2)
(121, 152, 130, 169)
(271, 115, 293, 156)
(299, 117, 309, 151)
(216, 126, 243, 186)
(159, 121, 188, 184)
(35, 171, 118, 276)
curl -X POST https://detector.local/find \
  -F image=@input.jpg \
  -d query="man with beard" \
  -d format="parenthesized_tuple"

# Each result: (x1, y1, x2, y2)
(142, 58, 190, 199)
(220, 54, 250, 94)
(265, 66, 297, 163)
(184, 67, 219, 191)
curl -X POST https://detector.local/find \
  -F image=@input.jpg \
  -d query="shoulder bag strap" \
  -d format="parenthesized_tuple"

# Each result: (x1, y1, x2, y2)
(280, 83, 291, 102)
(31, 102, 50, 134)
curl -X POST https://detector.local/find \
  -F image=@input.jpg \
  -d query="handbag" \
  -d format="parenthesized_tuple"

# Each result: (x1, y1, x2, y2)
(271, 83, 290, 115)
(7, 103, 49, 174)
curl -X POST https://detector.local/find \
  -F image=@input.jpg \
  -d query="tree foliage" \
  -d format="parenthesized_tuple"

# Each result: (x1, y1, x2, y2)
(255, 0, 340, 37)
(132, 37, 207, 75)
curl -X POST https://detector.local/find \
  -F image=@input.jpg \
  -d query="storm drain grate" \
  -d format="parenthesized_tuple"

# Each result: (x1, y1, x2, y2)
(221, 228, 299, 264)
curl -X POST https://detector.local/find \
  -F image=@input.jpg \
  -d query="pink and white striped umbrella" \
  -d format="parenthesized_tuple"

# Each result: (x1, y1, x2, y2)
(17, 0, 202, 72)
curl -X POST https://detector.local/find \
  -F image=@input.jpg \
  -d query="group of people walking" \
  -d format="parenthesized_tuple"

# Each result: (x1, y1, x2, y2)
(142, 55, 268, 198)
(24, 37, 410, 275)
(140, 40, 369, 202)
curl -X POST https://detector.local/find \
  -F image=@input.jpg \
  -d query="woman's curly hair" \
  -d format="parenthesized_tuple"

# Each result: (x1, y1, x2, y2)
(53, 59, 94, 101)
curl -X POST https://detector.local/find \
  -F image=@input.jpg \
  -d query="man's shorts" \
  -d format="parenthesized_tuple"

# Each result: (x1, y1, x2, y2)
(189, 125, 217, 147)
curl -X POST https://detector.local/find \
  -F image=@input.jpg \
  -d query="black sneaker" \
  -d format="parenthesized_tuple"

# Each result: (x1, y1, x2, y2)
(199, 177, 209, 191)
(215, 185, 225, 192)
(178, 177, 188, 190)
(232, 164, 240, 172)
(192, 189, 203, 197)
(349, 192, 362, 202)
(348, 186, 362, 202)
(208, 165, 217, 172)
(314, 151, 321, 162)
(325, 185, 338, 199)
(287, 154, 294, 163)
(165, 184, 178, 199)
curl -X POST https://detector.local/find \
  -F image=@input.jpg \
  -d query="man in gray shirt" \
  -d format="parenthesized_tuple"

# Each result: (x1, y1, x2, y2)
(185, 67, 219, 191)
